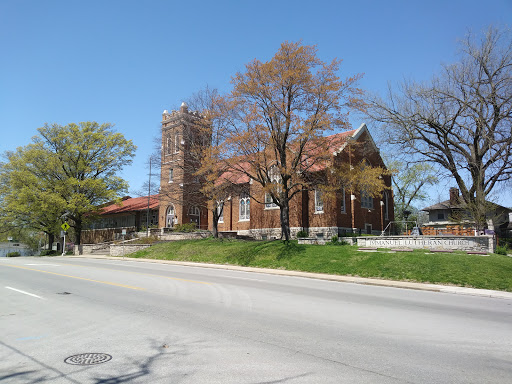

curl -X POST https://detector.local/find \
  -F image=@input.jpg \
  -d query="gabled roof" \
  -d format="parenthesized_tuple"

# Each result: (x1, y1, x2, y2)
(100, 195, 159, 215)
(332, 123, 378, 155)
(423, 199, 512, 212)
(422, 200, 460, 211)
(217, 126, 369, 185)
(217, 161, 251, 185)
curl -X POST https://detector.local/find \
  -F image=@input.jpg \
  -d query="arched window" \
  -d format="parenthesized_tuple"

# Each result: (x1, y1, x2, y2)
(361, 192, 373, 209)
(265, 165, 280, 209)
(174, 133, 180, 153)
(360, 159, 374, 209)
(340, 187, 346, 213)
(239, 193, 250, 221)
(166, 135, 172, 154)
(315, 189, 324, 213)
(189, 206, 200, 227)
(189, 206, 200, 216)
(166, 205, 175, 227)
(217, 201, 224, 223)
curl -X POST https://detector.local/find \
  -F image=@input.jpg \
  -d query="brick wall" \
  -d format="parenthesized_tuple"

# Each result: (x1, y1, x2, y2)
(159, 108, 394, 238)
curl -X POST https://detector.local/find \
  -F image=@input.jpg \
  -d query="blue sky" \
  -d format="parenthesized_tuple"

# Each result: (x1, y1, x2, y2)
(1, 0, 511, 207)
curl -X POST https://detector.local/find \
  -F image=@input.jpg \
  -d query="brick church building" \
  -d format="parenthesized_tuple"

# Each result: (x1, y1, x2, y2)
(158, 103, 394, 239)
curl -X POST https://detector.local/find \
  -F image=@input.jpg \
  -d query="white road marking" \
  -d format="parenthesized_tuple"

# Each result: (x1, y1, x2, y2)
(25, 264, 60, 266)
(5, 286, 45, 299)
(216, 275, 265, 282)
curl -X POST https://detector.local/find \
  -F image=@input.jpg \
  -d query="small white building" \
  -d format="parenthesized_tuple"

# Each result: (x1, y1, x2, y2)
(0, 242, 32, 257)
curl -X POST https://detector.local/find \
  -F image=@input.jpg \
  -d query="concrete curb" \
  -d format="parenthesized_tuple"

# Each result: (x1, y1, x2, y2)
(59, 254, 512, 300)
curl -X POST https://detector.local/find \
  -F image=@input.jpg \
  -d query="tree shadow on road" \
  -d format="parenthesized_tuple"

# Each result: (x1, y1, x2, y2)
(91, 337, 201, 384)
(252, 372, 312, 383)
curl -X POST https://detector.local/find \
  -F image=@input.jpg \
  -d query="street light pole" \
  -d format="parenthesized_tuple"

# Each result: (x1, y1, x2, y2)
(62, 231, 66, 256)
(403, 210, 412, 235)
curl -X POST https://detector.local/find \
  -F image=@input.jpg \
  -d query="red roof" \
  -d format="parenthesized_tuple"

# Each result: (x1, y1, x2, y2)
(217, 130, 356, 184)
(100, 195, 159, 215)
(217, 161, 251, 186)
(305, 130, 356, 172)
(327, 129, 356, 150)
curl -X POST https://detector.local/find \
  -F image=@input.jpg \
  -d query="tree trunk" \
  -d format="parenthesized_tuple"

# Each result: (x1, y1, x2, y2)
(280, 202, 291, 242)
(212, 214, 219, 238)
(465, 169, 488, 232)
(48, 233, 54, 250)
(473, 185, 487, 232)
(74, 219, 82, 245)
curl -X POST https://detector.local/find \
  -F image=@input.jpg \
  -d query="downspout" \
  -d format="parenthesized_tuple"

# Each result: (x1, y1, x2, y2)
(351, 193, 356, 233)
(229, 197, 233, 231)
(380, 200, 384, 234)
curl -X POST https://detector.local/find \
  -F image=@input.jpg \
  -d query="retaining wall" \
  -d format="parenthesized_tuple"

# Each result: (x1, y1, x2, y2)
(158, 231, 211, 241)
(74, 244, 110, 255)
(109, 244, 152, 257)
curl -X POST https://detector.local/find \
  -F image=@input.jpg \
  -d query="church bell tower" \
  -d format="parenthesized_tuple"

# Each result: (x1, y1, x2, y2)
(158, 102, 209, 229)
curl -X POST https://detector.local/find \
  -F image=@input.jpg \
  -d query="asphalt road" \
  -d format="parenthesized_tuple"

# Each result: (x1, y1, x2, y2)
(1, 256, 511, 383)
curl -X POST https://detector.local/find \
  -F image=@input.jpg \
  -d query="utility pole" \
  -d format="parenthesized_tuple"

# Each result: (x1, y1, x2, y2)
(146, 157, 152, 238)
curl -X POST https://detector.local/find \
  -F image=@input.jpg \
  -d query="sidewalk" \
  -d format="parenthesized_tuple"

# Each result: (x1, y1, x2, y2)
(62, 254, 512, 300)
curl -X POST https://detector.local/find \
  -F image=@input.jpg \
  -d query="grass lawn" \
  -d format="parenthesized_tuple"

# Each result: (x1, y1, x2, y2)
(127, 238, 512, 292)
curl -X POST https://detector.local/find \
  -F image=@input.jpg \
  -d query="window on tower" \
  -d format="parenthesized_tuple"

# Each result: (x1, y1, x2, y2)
(166, 136, 172, 154)
(174, 133, 180, 153)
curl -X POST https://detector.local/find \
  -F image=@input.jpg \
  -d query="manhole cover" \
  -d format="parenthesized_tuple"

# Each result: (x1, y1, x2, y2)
(64, 353, 112, 365)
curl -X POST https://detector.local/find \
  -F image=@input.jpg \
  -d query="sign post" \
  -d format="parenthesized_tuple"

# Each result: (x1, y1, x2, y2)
(61, 222, 70, 256)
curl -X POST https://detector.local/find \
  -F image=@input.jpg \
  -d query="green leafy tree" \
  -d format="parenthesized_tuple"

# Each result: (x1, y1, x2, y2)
(386, 160, 438, 220)
(0, 122, 136, 245)
(0, 147, 64, 248)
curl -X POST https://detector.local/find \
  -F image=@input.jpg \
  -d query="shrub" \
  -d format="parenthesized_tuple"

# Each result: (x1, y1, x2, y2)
(6, 251, 21, 257)
(498, 238, 512, 248)
(40, 250, 57, 256)
(340, 232, 359, 237)
(140, 224, 158, 232)
(495, 245, 509, 255)
(296, 230, 308, 238)
(331, 235, 339, 244)
(174, 223, 197, 233)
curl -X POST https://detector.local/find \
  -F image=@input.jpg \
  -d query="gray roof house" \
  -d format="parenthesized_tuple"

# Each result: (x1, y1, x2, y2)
(422, 188, 512, 236)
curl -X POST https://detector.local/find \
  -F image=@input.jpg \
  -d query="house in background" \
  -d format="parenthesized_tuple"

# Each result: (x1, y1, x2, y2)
(0, 241, 32, 257)
(422, 188, 512, 236)
(81, 195, 159, 243)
